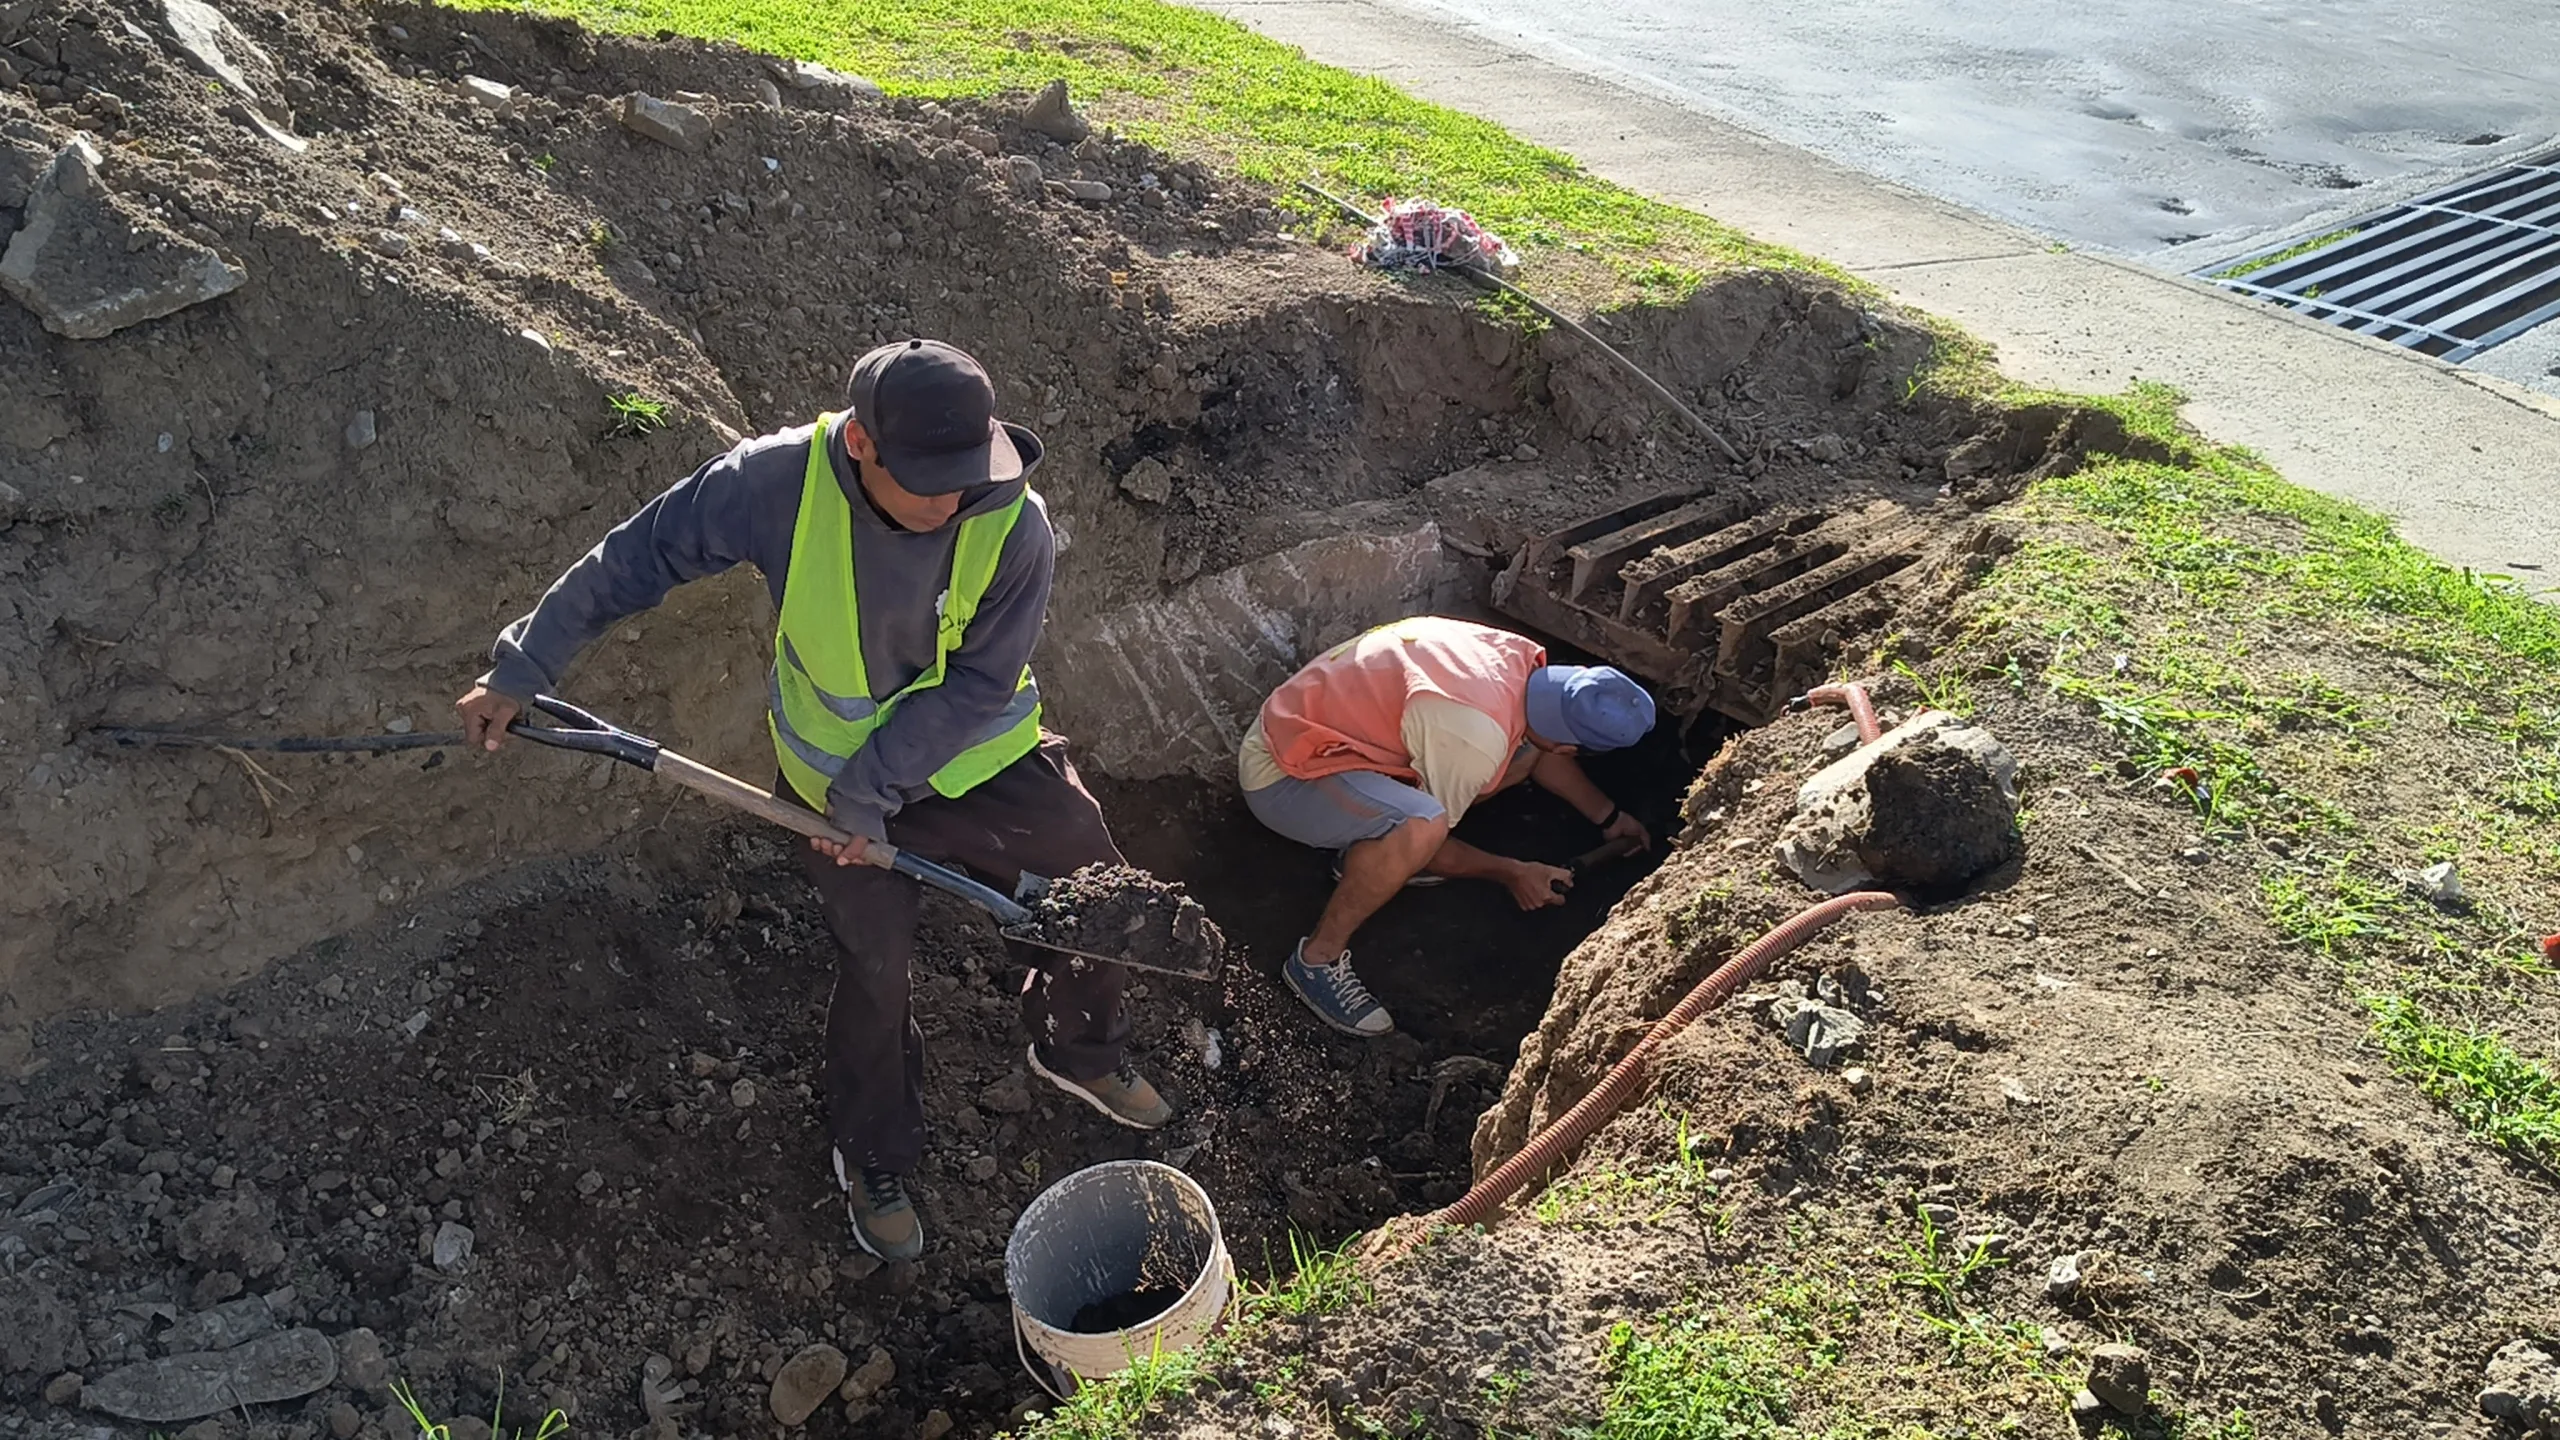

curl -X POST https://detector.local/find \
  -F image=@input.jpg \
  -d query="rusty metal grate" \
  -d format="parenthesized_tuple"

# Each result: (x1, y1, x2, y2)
(2204, 147, 2560, 362)
(1492, 491, 1924, 726)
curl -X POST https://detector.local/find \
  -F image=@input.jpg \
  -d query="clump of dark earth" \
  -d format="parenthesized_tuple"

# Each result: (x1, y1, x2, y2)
(1067, 1285, 1188, 1334)
(1012, 864, 1224, 978)
(1855, 733, 2022, 896)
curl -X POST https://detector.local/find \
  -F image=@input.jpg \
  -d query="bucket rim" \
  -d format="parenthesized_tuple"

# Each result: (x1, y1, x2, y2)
(1006, 1159, 1229, 1344)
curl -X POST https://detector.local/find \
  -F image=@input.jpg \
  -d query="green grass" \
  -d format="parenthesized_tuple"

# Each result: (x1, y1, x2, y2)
(2210, 226, 2360, 281)
(1242, 1230, 1372, 1321)
(449, 0, 1833, 299)
(2363, 991, 2560, 1168)
(392, 1377, 569, 1440)
(1579, 1317, 1794, 1440)
(1017, 1348, 1205, 1440)
(1949, 388, 2560, 1170)
(606, 390, 672, 437)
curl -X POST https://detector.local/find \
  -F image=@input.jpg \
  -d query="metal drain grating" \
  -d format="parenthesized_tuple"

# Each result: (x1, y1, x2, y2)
(2204, 147, 2560, 362)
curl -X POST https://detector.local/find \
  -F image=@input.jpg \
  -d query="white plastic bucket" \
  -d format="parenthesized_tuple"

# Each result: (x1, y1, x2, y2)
(1005, 1160, 1233, 1397)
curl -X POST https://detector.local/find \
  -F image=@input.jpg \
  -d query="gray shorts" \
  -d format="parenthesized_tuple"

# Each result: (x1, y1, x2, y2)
(1243, 769, 1445, 851)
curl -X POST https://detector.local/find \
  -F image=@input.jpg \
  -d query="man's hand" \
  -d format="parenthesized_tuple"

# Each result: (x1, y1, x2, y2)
(454, 685, 521, 752)
(1603, 807, 1652, 853)
(808, 834, 875, 868)
(1506, 860, 1573, 911)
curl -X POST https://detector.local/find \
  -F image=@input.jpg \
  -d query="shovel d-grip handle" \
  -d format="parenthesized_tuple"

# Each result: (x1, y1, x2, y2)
(506, 695, 1036, 926)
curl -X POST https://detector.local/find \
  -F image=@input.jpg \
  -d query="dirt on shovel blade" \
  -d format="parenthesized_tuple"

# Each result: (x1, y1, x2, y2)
(1006, 863, 1225, 975)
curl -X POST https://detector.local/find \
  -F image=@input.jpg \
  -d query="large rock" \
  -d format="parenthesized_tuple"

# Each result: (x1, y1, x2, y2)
(82, 1328, 337, 1423)
(1, 137, 247, 340)
(616, 93, 711, 152)
(1021, 78, 1089, 142)
(158, 0, 303, 148)
(1775, 711, 2019, 896)
(2483, 1339, 2560, 1437)
(768, 1343, 846, 1427)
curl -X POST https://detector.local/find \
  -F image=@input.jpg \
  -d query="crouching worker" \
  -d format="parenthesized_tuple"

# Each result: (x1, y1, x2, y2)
(1238, 615, 1656, 1036)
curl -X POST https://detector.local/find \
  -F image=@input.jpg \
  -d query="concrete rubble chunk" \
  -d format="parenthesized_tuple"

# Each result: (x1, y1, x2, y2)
(768, 1343, 846, 1427)
(764, 57, 883, 105)
(1022, 78, 1090, 142)
(82, 1327, 338, 1423)
(1775, 710, 2019, 896)
(2482, 1339, 2560, 1438)
(1119, 456, 1172, 503)
(616, 93, 711, 153)
(1781, 1001, 1864, 1066)
(456, 75, 516, 117)
(161, 1295, 277, 1353)
(1, 137, 247, 340)
(345, 410, 377, 449)
(2046, 1250, 2086, 1302)
(160, 0, 302, 148)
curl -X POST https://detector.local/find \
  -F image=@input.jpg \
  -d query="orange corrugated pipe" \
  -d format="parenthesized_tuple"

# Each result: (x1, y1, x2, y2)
(1806, 681, 1883, 745)
(1428, 890, 1903, 1231)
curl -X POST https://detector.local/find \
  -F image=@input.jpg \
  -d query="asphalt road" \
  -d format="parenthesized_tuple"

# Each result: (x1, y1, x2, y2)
(1390, 0, 2560, 263)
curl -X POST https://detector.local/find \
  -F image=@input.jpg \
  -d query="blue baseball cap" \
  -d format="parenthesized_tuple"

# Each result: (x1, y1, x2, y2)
(1523, 665, 1656, 751)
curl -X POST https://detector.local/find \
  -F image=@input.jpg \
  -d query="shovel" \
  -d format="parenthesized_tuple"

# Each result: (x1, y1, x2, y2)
(506, 695, 1223, 981)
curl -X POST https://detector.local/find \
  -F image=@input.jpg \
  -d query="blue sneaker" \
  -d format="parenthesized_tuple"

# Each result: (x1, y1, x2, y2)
(1283, 939, 1394, 1037)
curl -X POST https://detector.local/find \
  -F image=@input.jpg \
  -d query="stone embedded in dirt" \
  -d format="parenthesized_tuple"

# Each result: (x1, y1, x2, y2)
(730, 1078, 757, 1109)
(2406, 859, 2465, 908)
(333, 1328, 388, 1395)
(170, 1188, 285, 1277)
(1022, 78, 1090, 142)
(768, 1342, 846, 1427)
(963, 1155, 999, 1182)
(920, 1409, 955, 1440)
(327, 1400, 362, 1439)
(2085, 1342, 2150, 1416)
(43, 1371, 83, 1406)
(2482, 1339, 2560, 1437)
(1004, 155, 1044, 199)
(1841, 1065, 1872, 1094)
(764, 57, 883, 105)
(838, 1346, 894, 1403)
(978, 1074, 1031, 1114)
(1120, 456, 1173, 504)
(1055, 178, 1113, 204)
(345, 410, 378, 449)
(3, 118, 51, 212)
(162, 1295, 276, 1353)
(1916, 1201, 1959, 1233)
(1781, 1001, 1864, 1066)
(1009, 863, 1224, 977)
(431, 1220, 474, 1271)
(1776, 711, 2019, 897)
(82, 1327, 337, 1423)
(0, 137, 247, 341)
(159, 0, 301, 147)
(456, 75, 515, 117)
(616, 93, 712, 153)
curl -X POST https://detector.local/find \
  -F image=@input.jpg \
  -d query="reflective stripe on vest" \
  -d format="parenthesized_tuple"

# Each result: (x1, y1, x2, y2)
(768, 414, 1043, 809)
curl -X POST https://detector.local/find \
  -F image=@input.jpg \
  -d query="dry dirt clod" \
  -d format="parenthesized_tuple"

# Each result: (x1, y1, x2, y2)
(2482, 1339, 2560, 1438)
(1021, 78, 1089, 142)
(1008, 863, 1224, 975)
(2085, 1342, 2151, 1416)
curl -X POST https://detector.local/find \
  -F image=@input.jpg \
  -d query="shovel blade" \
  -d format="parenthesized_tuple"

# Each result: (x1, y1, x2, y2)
(1000, 926, 1223, 983)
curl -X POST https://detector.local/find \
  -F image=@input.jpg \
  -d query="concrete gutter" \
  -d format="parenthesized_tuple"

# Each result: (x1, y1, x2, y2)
(1197, 0, 2560, 596)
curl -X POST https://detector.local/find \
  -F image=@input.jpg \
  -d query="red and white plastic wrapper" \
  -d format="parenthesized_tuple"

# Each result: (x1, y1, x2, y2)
(1351, 197, 1518, 273)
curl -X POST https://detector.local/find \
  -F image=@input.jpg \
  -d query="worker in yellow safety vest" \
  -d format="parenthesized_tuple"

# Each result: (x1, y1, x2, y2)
(453, 339, 1169, 1262)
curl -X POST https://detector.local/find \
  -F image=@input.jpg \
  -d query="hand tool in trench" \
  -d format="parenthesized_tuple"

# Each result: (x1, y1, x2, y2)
(1548, 831, 1648, 897)
(506, 696, 1226, 981)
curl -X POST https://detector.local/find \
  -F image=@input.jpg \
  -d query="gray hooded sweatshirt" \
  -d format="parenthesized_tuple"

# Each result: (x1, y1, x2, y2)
(481, 413, 1053, 841)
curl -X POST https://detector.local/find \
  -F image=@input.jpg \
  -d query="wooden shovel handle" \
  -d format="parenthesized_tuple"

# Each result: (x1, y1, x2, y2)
(653, 751, 898, 869)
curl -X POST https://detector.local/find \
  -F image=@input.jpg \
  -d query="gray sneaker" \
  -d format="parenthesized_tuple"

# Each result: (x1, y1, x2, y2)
(1283, 939, 1394, 1037)
(1028, 1045, 1175, 1130)
(834, 1150, 923, 1262)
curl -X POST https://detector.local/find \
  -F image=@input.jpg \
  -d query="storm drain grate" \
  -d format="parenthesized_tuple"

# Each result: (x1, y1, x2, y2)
(2203, 147, 2560, 362)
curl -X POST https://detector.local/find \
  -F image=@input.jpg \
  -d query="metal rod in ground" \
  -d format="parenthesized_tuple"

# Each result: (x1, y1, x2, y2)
(1294, 180, 1746, 466)
(90, 727, 467, 754)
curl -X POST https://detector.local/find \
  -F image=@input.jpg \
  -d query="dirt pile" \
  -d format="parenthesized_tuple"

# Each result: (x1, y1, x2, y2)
(0, 0, 2005, 1040)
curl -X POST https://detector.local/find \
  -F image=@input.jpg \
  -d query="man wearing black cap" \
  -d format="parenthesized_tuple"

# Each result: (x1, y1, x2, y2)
(453, 339, 1169, 1262)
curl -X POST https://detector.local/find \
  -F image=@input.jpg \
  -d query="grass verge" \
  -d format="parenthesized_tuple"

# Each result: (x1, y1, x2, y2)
(446, 0, 1838, 303)
(1941, 390, 2560, 1170)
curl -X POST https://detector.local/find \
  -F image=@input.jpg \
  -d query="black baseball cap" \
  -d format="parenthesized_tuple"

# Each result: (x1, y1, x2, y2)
(845, 339, 1033, 495)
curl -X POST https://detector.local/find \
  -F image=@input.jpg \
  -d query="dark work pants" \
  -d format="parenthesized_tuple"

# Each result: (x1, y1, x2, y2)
(795, 734, 1130, 1177)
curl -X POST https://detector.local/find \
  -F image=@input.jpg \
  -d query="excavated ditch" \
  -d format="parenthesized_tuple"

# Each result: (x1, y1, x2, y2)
(0, 0, 2170, 1433)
